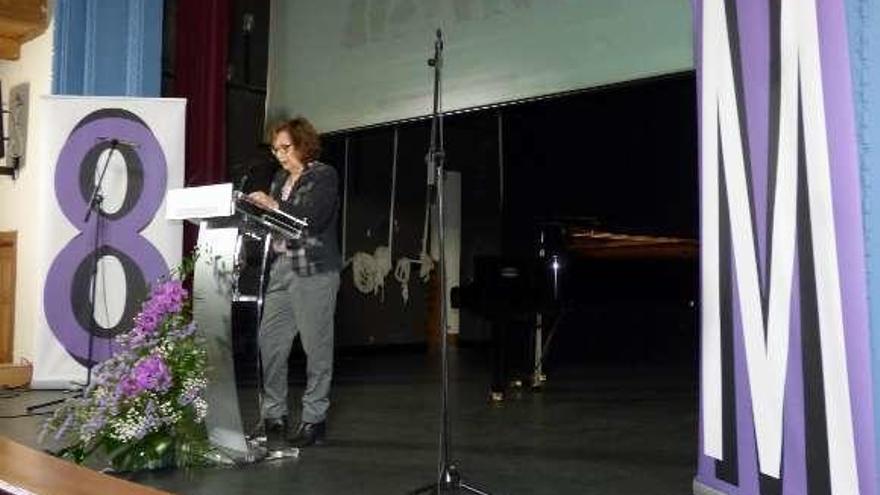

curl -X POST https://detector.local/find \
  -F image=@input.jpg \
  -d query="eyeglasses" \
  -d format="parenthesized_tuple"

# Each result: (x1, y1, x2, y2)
(272, 143, 293, 155)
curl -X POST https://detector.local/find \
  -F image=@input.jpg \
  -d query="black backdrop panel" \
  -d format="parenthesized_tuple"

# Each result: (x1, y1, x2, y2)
(445, 111, 503, 341)
(322, 72, 697, 348)
(502, 74, 698, 256)
(324, 124, 432, 347)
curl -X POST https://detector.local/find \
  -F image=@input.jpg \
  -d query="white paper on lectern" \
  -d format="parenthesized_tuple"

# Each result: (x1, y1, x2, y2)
(166, 183, 234, 220)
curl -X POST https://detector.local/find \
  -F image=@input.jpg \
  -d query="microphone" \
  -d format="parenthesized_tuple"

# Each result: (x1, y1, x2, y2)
(237, 171, 251, 192)
(237, 160, 260, 192)
(428, 28, 444, 67)
(96, 136, 140, 148)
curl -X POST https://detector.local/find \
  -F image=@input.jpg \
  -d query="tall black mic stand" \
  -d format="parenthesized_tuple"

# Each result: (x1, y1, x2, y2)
(27, 139, 118, 412)
(80, 139, 119, 388)
(409, 29, 492, 495)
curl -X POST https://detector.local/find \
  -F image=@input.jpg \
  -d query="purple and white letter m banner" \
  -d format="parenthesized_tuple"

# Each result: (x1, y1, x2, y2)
(695, 0, 877, 494)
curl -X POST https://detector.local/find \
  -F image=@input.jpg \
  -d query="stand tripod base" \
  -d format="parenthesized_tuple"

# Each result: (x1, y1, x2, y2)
(223, 437, 299, 463)
(25, 387, 84, 413)
(263, 446, 300, 461)
(244, 430, 300, 462)
(409, 464, 492, 495)
(531, 371, 547, 389)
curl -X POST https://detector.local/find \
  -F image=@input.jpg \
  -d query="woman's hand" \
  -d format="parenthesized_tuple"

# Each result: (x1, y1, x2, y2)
(247, 191, 280, 210)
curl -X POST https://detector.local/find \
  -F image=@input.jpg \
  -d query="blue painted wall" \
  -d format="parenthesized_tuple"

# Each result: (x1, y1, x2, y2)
(847, 0, 880, 485)
(53, 0, 163, 96)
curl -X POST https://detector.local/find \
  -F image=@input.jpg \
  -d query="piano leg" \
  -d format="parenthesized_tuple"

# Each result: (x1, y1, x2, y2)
(532, 313, 547, 389)
(490, 322, 507, 401)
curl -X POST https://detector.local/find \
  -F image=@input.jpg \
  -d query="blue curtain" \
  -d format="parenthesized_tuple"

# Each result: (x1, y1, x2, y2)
(53, 0, 163, 96)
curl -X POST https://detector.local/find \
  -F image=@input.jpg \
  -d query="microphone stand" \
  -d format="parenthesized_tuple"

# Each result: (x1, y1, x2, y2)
(81, 139, 119, 388)
(409, 29, 492, 495)
(27, 140, 118, 412)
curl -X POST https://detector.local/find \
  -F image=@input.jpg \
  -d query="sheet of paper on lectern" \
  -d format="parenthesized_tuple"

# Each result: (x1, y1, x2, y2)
(166, 183, 234, 221)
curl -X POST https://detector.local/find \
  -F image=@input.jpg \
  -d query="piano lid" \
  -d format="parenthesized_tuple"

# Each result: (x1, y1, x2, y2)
(566, 228, 697, 260)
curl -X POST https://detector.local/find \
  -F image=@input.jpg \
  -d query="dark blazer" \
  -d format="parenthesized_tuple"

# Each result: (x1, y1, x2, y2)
(270, 160, 341, 274)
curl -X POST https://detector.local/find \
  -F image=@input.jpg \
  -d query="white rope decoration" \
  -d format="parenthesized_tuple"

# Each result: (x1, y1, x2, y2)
(350, 129, 397, 300)
(348, 127, 436, 303)
(352, 246, 392, 299)
(394, 251, 434, 303)
(393, 180, 436, 303)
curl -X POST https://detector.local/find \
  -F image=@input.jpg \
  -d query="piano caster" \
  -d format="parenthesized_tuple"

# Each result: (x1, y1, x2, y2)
(531, 372, 547, 389)
(489, 378, 535, 403)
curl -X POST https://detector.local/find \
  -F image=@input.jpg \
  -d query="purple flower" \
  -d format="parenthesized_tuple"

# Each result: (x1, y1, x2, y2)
(151, 280, 188, 311)
(133, 355, 172, 393)
(171, 321, 198, 339)
(177, 378, 205, 407)
(135, 305, 163, 332)
(133, 400, 161, 440)
(81, 414, 106, 439)
(117, 376, 141, 397)
(38, 264, 207, 459)
(129, 327, 148, 345)
(114, 356, 172, 398)
(121, 279, 191, 349)
(54, 412, 74, 441)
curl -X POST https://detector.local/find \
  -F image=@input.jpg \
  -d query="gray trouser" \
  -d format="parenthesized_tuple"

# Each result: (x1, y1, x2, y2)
(259, 257, 340, 423)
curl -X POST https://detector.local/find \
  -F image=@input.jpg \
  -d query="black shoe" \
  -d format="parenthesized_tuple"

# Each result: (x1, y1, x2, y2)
(265, 417, 289, 451)
(288, 421, 326, 447)
(246, 419, 267, 444)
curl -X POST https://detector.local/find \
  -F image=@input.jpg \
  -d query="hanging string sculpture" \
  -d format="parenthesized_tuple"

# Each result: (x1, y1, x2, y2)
(345, 128, 435, 303)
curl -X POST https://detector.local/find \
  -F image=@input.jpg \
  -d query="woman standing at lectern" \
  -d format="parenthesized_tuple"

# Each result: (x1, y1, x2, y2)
(247, 116, 341, 449)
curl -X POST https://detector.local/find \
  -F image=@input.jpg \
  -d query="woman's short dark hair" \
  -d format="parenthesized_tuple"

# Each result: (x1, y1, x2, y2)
(270, 116, 321, 162)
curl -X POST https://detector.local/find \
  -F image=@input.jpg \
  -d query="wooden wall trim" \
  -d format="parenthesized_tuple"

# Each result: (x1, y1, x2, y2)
(0, 232, 15, 363)
(0, 0, 48, 61)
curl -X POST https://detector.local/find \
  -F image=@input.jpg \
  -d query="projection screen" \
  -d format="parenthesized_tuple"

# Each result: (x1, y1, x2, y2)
(267, 0, 693, 132)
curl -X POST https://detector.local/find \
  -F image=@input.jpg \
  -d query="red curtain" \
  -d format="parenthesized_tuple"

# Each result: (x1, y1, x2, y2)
(173, 0, 230, 256)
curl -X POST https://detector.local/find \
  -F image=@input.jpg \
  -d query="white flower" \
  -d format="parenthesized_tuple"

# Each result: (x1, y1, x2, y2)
(193, 398, 208, 422)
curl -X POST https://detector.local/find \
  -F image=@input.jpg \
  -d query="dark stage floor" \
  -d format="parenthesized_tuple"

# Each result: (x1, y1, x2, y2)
(0, 347, 697, 494)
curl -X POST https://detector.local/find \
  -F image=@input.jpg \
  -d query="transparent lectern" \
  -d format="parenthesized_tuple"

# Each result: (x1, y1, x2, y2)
(166, 183, 307, 462)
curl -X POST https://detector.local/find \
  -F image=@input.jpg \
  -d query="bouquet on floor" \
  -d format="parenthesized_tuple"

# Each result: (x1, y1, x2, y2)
(40, 257, 212, 471)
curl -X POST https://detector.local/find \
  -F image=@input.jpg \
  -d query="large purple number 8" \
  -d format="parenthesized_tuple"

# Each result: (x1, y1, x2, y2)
(44, 109, 169, 366)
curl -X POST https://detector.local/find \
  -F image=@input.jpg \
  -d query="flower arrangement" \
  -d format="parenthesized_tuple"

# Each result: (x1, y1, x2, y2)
(40, 259, 212, 471)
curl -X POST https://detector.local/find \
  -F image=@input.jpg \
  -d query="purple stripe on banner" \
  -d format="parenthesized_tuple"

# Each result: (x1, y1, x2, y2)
(731, 267, 760, 493)
(816, 0, 876, 493)
(733, 0, 770, 280)
(783, 263, 806, 495)
(729, 1, 769, 485)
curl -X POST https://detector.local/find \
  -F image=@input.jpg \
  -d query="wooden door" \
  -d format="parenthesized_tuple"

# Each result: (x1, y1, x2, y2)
(0, 232, 15, 363)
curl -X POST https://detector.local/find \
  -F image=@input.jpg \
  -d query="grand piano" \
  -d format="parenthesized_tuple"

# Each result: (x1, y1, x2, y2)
(454, 221, 698, 400)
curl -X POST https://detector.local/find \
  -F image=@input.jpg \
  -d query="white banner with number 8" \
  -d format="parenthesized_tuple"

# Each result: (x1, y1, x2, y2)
(33, 96, 185, 388)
